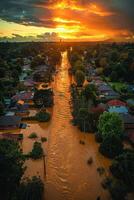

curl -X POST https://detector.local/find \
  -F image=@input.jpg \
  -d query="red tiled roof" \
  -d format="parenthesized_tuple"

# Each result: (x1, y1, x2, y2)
(107, 99, 126, 107)
(12, 92, 34, 101)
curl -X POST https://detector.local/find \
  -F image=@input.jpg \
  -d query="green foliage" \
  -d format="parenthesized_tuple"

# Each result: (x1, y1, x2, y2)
(98, 112, 124, 138)
(18, 176, 44, 200)
(29, 142, 44, 160)
(81, 84, 97, 101)
(109, 180, 127, 200)
(22, 111, 51, 122)
(28, 132, 38, 139)
(77, 108, 93, 132)
(18, 134, 24, 141)
(41, 137, 47, 143)
(110, 150, 134, 191)
(36, 111, 51, 122)
(0, 139, 25, 200)
(33, 89, 54, 108)
(75, 70, 85, 87)
(73, 60, 85, 73)
(99, 133, 123, 158)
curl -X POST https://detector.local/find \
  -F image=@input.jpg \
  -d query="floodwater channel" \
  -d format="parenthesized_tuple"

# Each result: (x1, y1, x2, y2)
(45, 51, 111, 200)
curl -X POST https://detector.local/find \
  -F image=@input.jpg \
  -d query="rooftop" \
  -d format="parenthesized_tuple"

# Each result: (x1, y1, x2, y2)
(0, 116, 21, 127)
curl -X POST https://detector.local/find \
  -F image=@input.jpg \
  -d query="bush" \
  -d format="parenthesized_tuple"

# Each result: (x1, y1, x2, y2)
(110, 150, 134, 191)
(97, 167, 105, 176)
(36, 111, 51, 122)
(87, 157, 93, 165)
(29, 142, 44, 160)
(101, 177, 112, 190)
(18, 176, 44, 200)
(18, 134, 23, 141)
(41, 137, 47, 143)
(99, 133, 123, 158)
(28, 132, 38, 139)
(109, 180, 127, 200)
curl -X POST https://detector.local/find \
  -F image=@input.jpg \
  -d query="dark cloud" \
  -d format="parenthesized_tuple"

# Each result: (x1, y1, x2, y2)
(0, 0, 54, 27)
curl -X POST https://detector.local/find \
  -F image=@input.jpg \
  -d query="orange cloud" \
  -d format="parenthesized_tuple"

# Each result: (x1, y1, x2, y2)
(1, 0, 133, 42)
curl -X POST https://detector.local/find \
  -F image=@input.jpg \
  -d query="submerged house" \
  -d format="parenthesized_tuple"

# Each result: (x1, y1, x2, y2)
(97, 83, 120, 101)
(12, 91, 34, 103)
(108, 106, 128, 114)
(0, 116, 21, 130)
(120, 114, 134, 130)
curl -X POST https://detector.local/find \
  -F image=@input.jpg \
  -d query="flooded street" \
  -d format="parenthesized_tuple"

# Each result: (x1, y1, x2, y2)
(45, 52, 111, 200)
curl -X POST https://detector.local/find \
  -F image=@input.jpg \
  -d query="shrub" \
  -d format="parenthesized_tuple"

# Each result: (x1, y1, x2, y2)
(36, 111, 51, 122)
(97, 167, 105, 176)
(28, 132, 38, 139)
(109, 180, 127, 200)
(99, 133, 123, 158)
(29, 142, 44, 159)
(101, 177, 112, 190)
(87, 157, 93, 165)
(18, 134, 23, 141)
(110, 150, 134, 192)
(79, 140, 85, 145)
(41, 137, 47, 143)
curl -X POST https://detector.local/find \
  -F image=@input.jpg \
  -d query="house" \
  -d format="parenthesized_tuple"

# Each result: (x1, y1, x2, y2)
(0, 116, 21, 130)
(24, 79, 35, 87)
(107, 99, 126, 107)
(120, 113, 134, 129)
(126, 99, 134, 112)
(12, 91, 34, 102)
(126, 130, 134, 144)
(104, 91, 120, 100)
(0, 133, 22, 141)
(98, 84, 112, 93)
(9, 100, 29, 116)
(108, 106, 128, 114)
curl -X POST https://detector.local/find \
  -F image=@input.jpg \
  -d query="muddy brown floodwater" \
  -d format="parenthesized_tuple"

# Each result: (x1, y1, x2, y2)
(45, 51, 111, 200)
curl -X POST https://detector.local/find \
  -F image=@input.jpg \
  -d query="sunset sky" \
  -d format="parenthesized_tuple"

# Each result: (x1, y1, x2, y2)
(0, 0, 134, 42)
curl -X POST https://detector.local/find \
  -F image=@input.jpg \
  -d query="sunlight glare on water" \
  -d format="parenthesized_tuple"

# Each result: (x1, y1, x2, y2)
(45, 51, 111, 200)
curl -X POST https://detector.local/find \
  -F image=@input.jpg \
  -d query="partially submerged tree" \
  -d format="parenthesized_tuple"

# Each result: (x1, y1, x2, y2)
(0, 139, 25, 200)
(99, 133, 123, 158)
(98, 112, 124, 139)
(75, 70, 85, 87)
(29, 142, 44, 160)
(110, 150, 134, 192)
(18, 176, 44, 200)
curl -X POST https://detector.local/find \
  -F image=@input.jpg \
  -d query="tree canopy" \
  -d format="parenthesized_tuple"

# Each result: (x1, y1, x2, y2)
(98, 112, 124, 139)
(0, 139, 25, 200)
